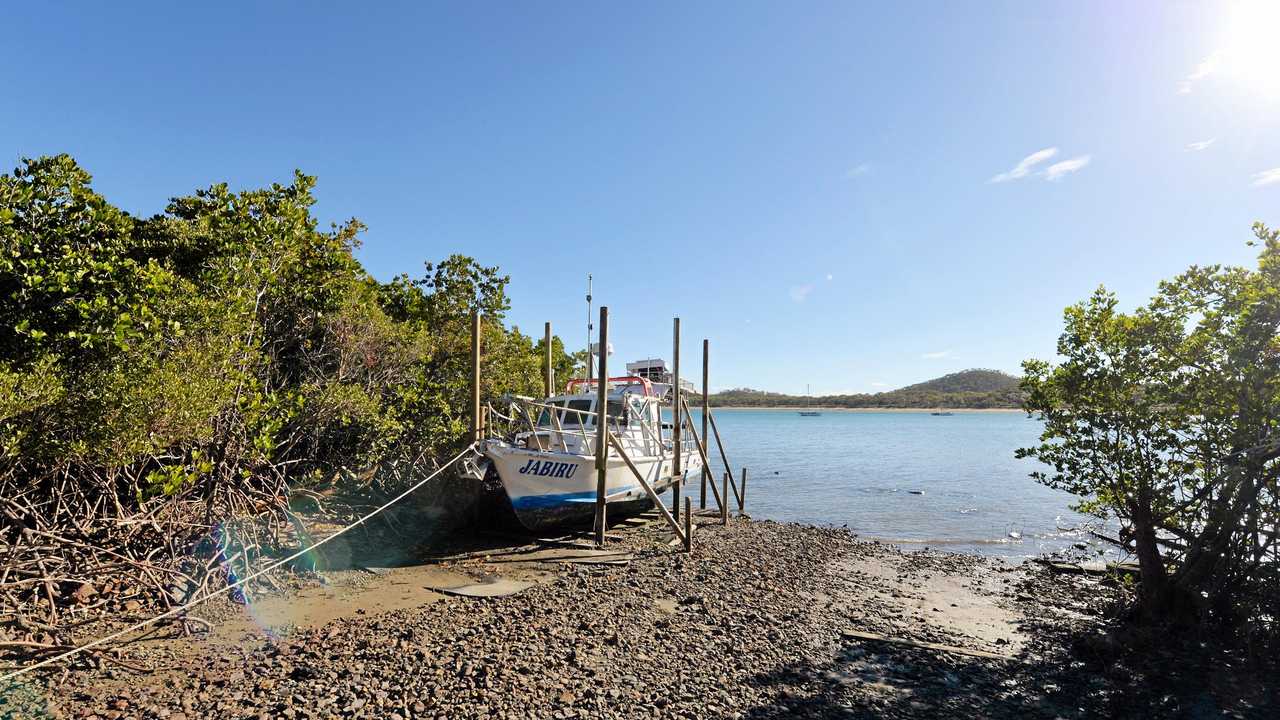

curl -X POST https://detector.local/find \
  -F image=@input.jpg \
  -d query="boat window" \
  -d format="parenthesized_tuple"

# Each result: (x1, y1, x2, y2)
(560, 399, 594, 426)
(606, 399, 628, 427)
(629, 398, 646, 424)
(536, 400, 565, 427)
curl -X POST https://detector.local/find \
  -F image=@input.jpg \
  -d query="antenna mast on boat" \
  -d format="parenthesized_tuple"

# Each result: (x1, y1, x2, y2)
(585, 274, 594, 383)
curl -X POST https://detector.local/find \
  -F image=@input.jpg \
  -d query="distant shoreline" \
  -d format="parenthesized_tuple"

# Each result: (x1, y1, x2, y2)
(708, 406, 1024, 413)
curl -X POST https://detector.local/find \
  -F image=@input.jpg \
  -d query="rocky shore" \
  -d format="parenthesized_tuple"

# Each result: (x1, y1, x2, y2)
(4, 516, 1274, 719)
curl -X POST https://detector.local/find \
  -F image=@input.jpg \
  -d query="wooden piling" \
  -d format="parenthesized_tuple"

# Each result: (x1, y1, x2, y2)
(672, 318, 681, 524)
(678, 398, 726, 512)
(740, 467, 748, 514)
(721, 473, 729, 525)
(544, 321, 553, 397)
(594, 306, 609, 547)
(470, 310, 481, 442)
(608, 433, 685, 548)
(683, 497, 692, 552)
(701, 339, 709, 510)
(585, 275, 593, 385)
(682, 397, 740, 509)
(672, 466, 681, 525)
(706, 408, 742, 506)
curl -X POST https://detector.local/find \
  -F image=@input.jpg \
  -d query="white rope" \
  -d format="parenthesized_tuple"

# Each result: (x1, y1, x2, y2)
(0, 442, 479, 682)
(485, 404, 517, 423)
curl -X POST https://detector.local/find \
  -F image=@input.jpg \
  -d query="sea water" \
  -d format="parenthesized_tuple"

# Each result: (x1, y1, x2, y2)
(685, 409, 1103, 560)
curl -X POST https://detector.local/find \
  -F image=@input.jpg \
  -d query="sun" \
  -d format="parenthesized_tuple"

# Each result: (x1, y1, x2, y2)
(1217, 0, 1280, 100)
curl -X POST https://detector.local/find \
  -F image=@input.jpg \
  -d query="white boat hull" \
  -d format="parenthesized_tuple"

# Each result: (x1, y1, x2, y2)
(483, 441, 702, 531)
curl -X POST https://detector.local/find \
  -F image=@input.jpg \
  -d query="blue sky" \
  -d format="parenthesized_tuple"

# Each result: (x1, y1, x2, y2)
(5, 1, 1279, 393)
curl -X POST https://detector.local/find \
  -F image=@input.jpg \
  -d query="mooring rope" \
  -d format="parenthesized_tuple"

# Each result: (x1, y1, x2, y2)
(0, 442, 479, 682)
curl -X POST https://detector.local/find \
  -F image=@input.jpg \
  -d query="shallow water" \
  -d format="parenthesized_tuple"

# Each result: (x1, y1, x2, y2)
(685, 409, 1102, 560)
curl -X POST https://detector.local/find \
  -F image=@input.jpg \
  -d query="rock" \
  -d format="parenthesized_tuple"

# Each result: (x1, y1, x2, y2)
(49, 519, 1138, 720)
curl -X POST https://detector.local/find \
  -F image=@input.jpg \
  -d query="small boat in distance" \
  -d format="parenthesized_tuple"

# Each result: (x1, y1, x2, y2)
(931, 408, 954, 416)
(799, 384, 821, 416)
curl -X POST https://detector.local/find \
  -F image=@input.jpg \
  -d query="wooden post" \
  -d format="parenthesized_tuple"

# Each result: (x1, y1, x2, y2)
(683, 497, 692, 552)
(672, 464, 681, 525)
(544, 321, 553, 397)
(609, 433, 685, 547)
(678, 399, 726, 512)
(594, 307, 609, 547)
(586, 274, 593, 385)
(683, 397, 740, 509)
(470, 310, 481, 442)
(701, 339, 709, 510)
(671, 318, 681, 524)
(721, 473, 729, 525)
(740, 467, 748, 514)
(706, 408, 742, 506)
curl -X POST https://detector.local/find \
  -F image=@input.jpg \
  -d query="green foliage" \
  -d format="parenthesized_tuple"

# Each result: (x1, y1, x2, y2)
(709, 369, 1023, 408)
(1019, 223, 1280, 630)
(535, 334, 577, 393)
(0, 155, 174, 362)
(0, 155, 576, 509)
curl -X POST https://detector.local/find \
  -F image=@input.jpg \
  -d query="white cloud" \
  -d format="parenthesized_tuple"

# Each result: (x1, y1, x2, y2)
(1186, 138, 1216, 151)
(845, 163, 871, 179)
(1044, 155, 1091, 181)
(825, 273, 834, 281)
(1252, 168, 1280, 187)
(789, 284, 814, 303)
(921, 349, 954, 360)
(990, 147, 1058, 183)
(1178, 53, 1221, 94)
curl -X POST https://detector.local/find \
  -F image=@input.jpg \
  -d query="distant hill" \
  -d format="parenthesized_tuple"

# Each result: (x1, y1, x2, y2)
(708, 369, 1023, 409)
(897, 369, 1021, 394)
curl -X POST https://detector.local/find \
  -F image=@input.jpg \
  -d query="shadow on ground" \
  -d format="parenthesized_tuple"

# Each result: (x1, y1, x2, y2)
(740, 617, 1278, 719)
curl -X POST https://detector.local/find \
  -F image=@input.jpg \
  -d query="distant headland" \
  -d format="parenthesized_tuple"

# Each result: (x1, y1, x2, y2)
(709, 369, 1023, 409)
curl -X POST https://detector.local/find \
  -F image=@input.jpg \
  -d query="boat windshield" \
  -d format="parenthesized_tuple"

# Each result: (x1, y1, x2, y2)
(557, 398, 594, 427)
(535, 397, 632, 428)
(606, 399, 628, 427)
(536, 400, 566, 427)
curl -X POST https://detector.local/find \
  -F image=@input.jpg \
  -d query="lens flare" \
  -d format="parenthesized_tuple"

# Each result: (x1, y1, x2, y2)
(1216, 0, 1280, 100)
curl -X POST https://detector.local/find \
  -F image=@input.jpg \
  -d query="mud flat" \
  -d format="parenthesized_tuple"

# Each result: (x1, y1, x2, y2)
(4, 516, 1274, 719)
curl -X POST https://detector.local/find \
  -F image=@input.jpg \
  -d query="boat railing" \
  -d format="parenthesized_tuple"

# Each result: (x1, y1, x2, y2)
(520, 397, 653, 457)
(494, 395, 686, 460)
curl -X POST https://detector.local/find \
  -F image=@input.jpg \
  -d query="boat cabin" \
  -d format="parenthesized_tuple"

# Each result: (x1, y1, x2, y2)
(514, 377, 672, 459)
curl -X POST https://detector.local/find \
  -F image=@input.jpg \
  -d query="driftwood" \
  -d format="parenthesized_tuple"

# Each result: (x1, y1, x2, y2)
(1032, 559, 1142, 577)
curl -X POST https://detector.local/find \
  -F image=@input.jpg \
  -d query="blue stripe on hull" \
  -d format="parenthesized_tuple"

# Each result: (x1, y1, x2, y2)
(510, 485, 640, 511)
(508, 487, 655, 531)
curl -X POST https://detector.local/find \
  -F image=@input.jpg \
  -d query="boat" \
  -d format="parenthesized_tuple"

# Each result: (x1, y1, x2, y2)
(478, 375, 703, 531)
(930, 409, 954, 416)
(467, 276, 704, 531)
(798, 383, 821, 416)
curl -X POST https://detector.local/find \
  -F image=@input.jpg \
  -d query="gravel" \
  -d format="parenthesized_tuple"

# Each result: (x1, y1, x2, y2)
(4, 517, 1275, 719)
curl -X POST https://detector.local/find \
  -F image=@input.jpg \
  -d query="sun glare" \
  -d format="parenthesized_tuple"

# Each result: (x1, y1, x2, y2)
(1217, 0, 1280, 100)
